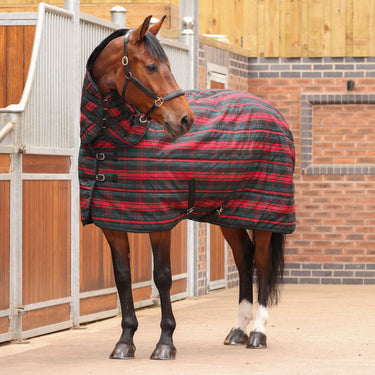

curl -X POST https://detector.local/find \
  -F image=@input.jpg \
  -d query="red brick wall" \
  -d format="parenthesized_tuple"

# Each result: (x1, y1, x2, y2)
(199, 44, 375, 285)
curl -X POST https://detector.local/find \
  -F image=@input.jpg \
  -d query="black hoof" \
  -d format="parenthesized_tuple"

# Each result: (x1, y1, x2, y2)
(110, 342, 136, 359)
(150, 344, 176, 360)
(224, 328, 249, 345)
(247, 331, 267, 349)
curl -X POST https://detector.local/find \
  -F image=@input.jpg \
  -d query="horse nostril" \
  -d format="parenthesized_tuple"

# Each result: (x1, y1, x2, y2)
(181, 115, 192, 131)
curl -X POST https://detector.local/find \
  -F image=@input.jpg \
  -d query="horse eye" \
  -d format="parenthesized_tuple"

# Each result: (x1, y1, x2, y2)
(146, 63, 158, 73)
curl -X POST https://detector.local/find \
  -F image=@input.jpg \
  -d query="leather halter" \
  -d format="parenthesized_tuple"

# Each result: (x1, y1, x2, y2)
(121, 30, 185, 123)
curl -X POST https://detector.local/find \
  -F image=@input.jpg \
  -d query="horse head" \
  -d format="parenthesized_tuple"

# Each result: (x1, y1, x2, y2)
(92, 16, 194, 139)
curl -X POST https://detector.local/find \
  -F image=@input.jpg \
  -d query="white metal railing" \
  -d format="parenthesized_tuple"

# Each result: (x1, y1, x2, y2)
(161, 38, 190, 90)
(79, 13, 118, 80)
(0, 2, 195, 343)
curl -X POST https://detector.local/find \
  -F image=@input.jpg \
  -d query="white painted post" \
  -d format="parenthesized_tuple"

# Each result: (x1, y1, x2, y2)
(110, 6, 126, 28)
(180, 0, 198, 90)
(64, 0, 81, 327)
(9, 112, 23, 341)
(179, 0, 199, 297)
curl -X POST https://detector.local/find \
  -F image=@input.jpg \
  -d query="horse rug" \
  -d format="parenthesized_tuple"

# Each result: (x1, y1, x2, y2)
(79, 38, 296, 234)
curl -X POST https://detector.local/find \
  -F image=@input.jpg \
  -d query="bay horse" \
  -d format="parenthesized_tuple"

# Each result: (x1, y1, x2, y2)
(79, 16, 295, 360)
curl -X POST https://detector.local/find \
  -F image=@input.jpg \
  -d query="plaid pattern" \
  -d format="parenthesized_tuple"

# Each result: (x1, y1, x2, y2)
(79, 72, 296, 234)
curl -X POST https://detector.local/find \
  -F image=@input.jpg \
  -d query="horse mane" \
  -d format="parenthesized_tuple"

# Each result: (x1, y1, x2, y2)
(86, 28, 168, 72)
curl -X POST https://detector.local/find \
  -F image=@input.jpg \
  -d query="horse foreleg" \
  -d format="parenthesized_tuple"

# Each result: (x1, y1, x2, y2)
(248, 230, 272, 349)
(149, 230, 176, 360)
(102, 228, 138, 359)
(220, 227, 254, 345)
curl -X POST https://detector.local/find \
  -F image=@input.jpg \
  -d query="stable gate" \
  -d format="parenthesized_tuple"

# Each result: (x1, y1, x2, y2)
(0, 3, 193, 343)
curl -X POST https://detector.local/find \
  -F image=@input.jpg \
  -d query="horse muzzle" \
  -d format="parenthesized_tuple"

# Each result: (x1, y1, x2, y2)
(164, 111, 194, 139)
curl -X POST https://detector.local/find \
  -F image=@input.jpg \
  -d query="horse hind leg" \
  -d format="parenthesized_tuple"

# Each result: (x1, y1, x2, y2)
(149, 230, 177, 360)
(248, 230, 284, 349)
(220, 227, 255, 346)
(102, 228, 138, 359)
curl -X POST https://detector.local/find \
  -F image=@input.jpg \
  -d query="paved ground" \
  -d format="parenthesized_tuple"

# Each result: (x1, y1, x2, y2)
(0, 285, 374, 375)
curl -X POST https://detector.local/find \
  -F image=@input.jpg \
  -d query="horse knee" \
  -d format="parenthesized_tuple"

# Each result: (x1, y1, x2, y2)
(114, 267, 131, 287)
(153, 267, 172, 291)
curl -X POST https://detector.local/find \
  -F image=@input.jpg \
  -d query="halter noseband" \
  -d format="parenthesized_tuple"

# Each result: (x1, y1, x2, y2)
(121, 30, 185, 123)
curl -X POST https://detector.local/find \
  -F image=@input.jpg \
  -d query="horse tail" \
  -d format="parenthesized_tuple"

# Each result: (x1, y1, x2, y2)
(267, 232, 285, 306)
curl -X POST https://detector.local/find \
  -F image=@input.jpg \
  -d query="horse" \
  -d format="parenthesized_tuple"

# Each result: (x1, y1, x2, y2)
(79, 15, 296, 360)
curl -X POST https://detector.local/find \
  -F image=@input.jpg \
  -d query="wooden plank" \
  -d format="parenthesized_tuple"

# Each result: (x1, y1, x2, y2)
(352, 0, 369, 56)
(133, 286, 152, 303)
(171, 278, 187, 296)
(170, 222, 187, 276)
(300, 0, 310, 56)
(80, 294, 117, 316)
(243, 0, 258, 55)
(6, 26, 24, 105)
(219, 0, 236, 45)
(129, 233, 152, 284)
(235, 0, 244, 47)
(0, 317, 9, 334)
(286, 0, 301, 57)
(23, 181, 70, 305)
(22, 155, 70, 174)
(330, 0, 346, 57)
(369, 0, 375, 56)
(0, 181, 10, 311)
(264, 0, 279, 57)
(22, 304, 70, 332)
(80, 223, 114, 292)
(23, 25, 35, 83)
(0, 27, 6, 108)
(322, 0, 331, 56)
(345, 0, 354, 56)
(0, 154, 10, 173)
(279, 0, 287, 56)
(209, 224, 225, 282)
(198, 0, 213, 35)
(257, 0, 266, 57)
(308, 0, 324, 57)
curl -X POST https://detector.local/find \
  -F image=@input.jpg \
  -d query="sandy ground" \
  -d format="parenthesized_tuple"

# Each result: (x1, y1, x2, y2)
(0, 285, 374, 375)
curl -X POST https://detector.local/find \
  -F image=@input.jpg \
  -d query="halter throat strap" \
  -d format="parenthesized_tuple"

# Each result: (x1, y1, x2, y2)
(121, 30, 184, 122)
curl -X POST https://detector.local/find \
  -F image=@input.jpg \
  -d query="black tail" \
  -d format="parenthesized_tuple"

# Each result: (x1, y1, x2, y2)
(267, 233, 285, 306)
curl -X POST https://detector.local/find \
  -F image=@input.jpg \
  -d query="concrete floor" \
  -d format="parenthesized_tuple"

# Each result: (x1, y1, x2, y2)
(0, 285, 374, 375)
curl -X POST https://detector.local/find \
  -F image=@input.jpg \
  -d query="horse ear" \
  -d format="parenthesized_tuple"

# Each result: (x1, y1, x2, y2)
(149, 15, 167, 36)
(133, 15, 153, 42)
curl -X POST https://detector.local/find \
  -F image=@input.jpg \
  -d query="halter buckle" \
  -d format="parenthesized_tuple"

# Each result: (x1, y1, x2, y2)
(139, 115, 148, 123)
(155, 97, 164, 107)
(122, 56, 129, 66)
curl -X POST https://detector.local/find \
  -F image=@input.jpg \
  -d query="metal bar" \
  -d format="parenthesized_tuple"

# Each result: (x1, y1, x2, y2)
(171, 292, 190, 302)
(9, 114, 23, 341)
(22, 321, 73, 340)
(0, 122, 14, 143)
(23, 297, 72, 312)
(79, 309, 119, 325)
(22, 174, 72, 181)
(20, 147, 74, 155)
(0, 333, 11, 343)
(172, 273, 188, 281)
(79, 287, 118, 300)
(0, 309, 10, 318)
(0, 13, 37, 26)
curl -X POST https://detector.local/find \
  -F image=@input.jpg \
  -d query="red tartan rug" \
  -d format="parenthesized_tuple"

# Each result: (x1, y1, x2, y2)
(79, 31, 296, 234)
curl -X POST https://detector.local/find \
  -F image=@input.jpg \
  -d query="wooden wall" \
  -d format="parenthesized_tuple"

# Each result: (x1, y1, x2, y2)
(2, 1, 375, 57)
(200, 0, 375, 57)
(0, 25, 35, 107)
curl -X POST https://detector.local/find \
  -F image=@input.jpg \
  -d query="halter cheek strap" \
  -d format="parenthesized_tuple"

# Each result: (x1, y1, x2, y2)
(121, 30, 185, 123)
